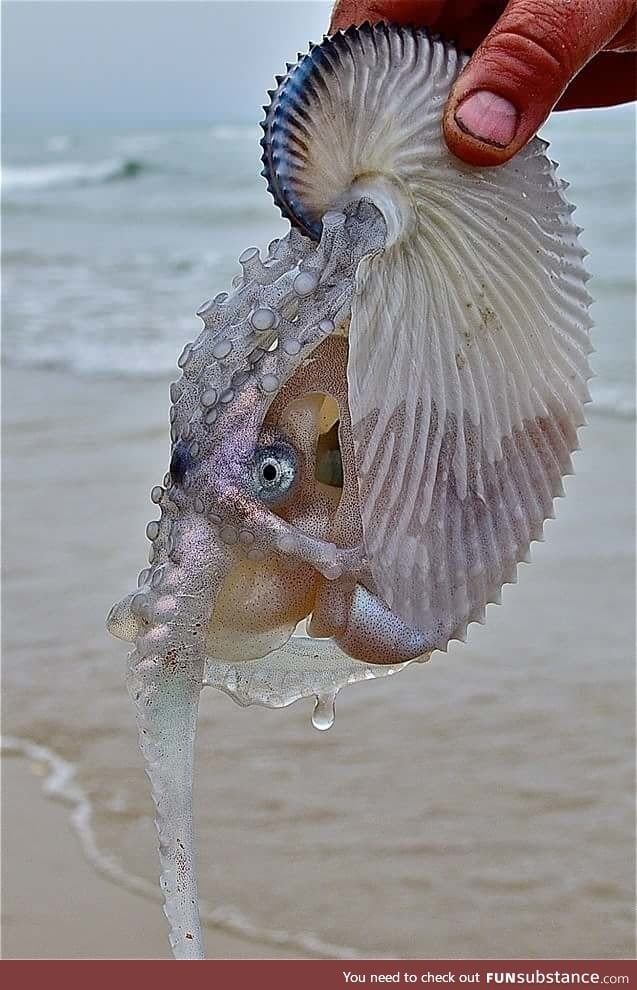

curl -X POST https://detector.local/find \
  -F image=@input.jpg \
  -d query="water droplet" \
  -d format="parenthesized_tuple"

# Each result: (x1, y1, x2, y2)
(260, 374, 279, 394)
(251, 307, 276, 331)
(150, 486, 164, 504)
(201, 388, 218, 407)
(312, 692, 336, 731)
(220, 388, 234, 403)
(212, 339, 232, 360)
(294, 271, 318, 297)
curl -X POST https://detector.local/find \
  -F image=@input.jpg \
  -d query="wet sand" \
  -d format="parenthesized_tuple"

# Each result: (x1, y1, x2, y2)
(3, 756, 178, 959)
(1, 758, 304, 959)
(2, 367, 635, 960)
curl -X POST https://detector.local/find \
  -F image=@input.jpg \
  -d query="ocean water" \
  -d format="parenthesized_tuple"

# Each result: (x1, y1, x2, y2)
(2, 106, 636, 413)
(2, 122, 288, 379)
(2, 107, 635, 960)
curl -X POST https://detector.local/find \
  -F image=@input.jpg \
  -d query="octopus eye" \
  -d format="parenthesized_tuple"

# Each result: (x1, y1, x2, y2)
(252, 442, 298, 503)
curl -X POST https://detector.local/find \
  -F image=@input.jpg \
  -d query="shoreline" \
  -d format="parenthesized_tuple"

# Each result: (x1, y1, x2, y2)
(1, 748, 309, 960)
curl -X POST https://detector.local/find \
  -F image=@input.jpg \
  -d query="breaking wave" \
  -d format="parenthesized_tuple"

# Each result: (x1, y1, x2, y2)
(2, 157, 147, 192)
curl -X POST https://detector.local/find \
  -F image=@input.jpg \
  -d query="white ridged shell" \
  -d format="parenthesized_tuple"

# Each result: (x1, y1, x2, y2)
(262, 24, 593, 647)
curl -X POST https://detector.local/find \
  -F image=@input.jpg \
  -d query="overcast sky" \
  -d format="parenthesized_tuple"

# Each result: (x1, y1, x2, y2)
(2, 1, 332, 125)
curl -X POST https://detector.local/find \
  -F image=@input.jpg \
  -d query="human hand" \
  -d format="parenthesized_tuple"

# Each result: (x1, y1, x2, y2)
(329, 0, 637, 165)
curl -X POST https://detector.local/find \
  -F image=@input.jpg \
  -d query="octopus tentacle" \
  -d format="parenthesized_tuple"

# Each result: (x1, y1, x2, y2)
(127, 653, 205, 959)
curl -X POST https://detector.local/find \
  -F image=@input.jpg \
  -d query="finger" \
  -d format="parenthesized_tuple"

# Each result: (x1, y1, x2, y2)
(329, 0, 446, 34)
(555, 51, 637, 110)
(607, 12, 637, 51)
(443, 0, 636, 166)
(329, 0, 507, 47)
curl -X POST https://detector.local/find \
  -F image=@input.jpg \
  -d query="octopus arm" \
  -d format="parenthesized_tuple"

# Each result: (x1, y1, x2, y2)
(127, 653, 205, 959)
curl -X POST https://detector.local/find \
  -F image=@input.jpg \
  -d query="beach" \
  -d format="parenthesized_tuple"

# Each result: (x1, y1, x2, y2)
(2, 757, 306, 959)
(2, 366, 634, 959)
(2, 83, 635, 960)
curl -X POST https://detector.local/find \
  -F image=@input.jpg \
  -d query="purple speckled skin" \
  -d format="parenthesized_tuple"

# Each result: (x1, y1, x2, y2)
(105, 202, 427, 961)
(107, 201, 430, 675)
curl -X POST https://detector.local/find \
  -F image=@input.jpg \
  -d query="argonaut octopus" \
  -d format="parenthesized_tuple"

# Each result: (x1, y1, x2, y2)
(107, 24, 592, 959)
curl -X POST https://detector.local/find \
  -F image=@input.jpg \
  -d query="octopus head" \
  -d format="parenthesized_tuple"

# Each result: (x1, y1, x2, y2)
(107, 204, 429, 669)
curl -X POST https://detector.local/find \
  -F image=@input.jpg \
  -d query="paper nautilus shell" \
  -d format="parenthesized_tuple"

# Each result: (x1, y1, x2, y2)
(261, 22, 592, 648)
(107, 23, 593, 960)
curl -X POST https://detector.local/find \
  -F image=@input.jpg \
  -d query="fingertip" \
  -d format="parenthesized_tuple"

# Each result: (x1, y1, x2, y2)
(443, 91, 524, 168)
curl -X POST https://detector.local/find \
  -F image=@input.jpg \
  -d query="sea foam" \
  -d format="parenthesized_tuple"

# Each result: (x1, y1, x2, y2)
(2, 157, 145, 191)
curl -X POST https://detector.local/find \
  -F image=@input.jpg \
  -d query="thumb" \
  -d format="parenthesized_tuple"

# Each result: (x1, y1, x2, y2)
(443, 0, 635, 166)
